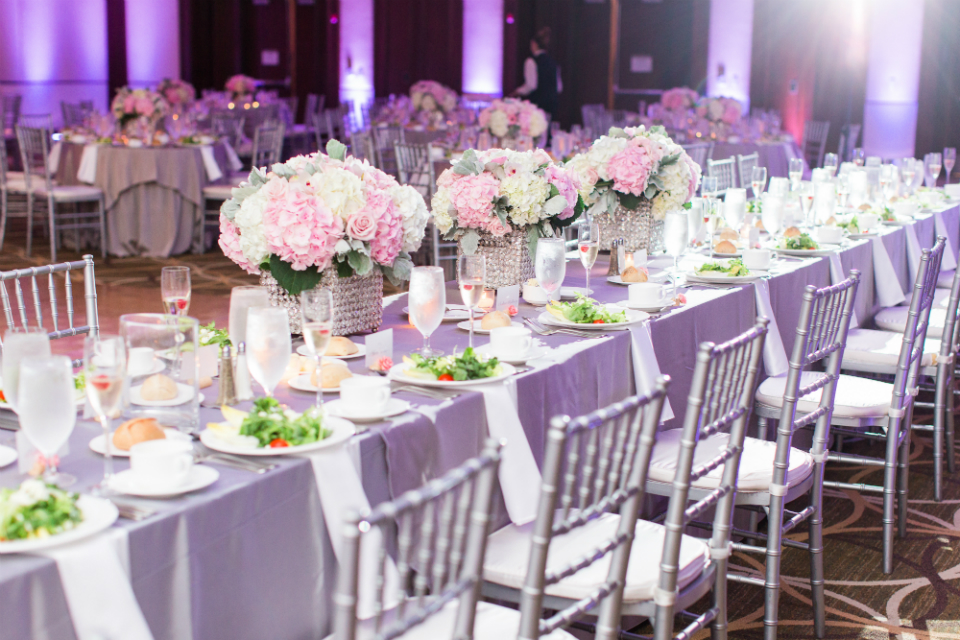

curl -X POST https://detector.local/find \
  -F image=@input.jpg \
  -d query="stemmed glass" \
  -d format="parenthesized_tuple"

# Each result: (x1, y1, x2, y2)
(945, 148, 956, 185)
(85, 335, 125, 492)
(701, 176, 719, 233)
(788, 158, 803, 192)
(534, 238, 567, 305)
(836, 175, 850, 209)
(760, 194, 784, 238)
(2, 327, 50, 413)
(663, 211, 689, 299)
(301, 289, 334, 408)
(458, 256, 485, 349)
(161, 266, 191, 316)
(18, 356, 77, 487)
(880, 164, 899, 207)
(823, 153, 839, 177)
(409, 266, 446, 357)
(245, 307, 292, 397)
(577, 221, 600, 296)
(852, 148, 865, 166)
(751, 166, 767, 200)
(900, 158, 916, 196)
(798, 183, 815, 228)
(925, 152, 942, 188)
(701, 175, 718, 200)
(229, 286, 269, 349)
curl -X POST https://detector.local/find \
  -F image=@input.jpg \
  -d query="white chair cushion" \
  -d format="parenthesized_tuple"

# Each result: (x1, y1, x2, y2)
(756, 371, 892, 419)
(938, 270, 955, 289)
(842, 328, 938, 368)
(647, 429, 813, 493)
(203, 184, 238, 200)
(874, 306, 950, 339)
(901, 289, 953, 309)
(35, 184, 103, 202)
(483, 513, 709, 603)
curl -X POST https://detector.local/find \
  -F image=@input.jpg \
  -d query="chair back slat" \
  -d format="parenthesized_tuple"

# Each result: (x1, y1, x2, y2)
(394, 143, 436, 200)
(938, 265, 960, 360)
(29, 274, 43, 329)
(47, 273, 59, 333)
(16, 126, 54, 193)
(706, 156, 736, 192)
(251, 121, 285, 170)
(212, 112, 245, 150)
(737, 152, 759, 190)
(373, 126, 404, 177)
(802, 120, 831, 168)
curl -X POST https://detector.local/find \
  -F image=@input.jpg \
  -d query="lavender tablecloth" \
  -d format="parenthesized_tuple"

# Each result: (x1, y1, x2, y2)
(1, 201, 957, 640)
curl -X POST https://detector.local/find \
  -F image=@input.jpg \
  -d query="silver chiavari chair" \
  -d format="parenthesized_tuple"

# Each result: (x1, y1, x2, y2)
(251, 120, 285, 169)
(18, 113, 53, 131)
(736, 152, 759, 192)
(395, 141, 457, 273)
(682, 142, 712, 171)
(350, 130, 376, 164)
(335, 440, 544, 640)
(802, 120, 831, 168)
(481, 381, 670, 640)
(706, 156, 737, 193)
(212, 111, 245, 150)
(372, 126, 404, 178)
(0, 129, 28, 251)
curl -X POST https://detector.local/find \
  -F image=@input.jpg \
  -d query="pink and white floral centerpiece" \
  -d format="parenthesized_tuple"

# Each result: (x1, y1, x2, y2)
(410, 80, 458, 114)
(110, 87, 169, 129)
(157, 78, 196, 108)
(660, 87, 699, 113)
(225, 74, 257, 102)
(478, 98, 548, 143)
(697, 96, 742, 126)
(219, 140, 429, 297)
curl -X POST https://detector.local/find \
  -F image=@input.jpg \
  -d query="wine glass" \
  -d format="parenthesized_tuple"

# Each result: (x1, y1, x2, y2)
(161, 266, 191, 316)
(852, 147, 865, 166)
(701, 175, 718, 199)
(229, 286, 270, 351)
(798, 183, 815, 228)
(880, 164, 899, 207)
(900, 158, 916, 195)
(926, 152, 942, 188)
(301, 289, 333, 408)
(663, 211, 689, 299)
(836, 175, 850, 209)
(823, 153, 838, 177)
(761, 194, 784, 238)
(18, 355, 77, 487)
(751, 166, 767, 200)
(409, 266, 446, 357)
(2, 327, 51, 413)
(577, 221, 600, 298)
(85, 335, 125, 492)
(788, 158, 803, 192)
(944, 148, 956, 185)
(534, 238, 567, 303)
(245, 307, 292, 397)
(458, 256, 485, 349)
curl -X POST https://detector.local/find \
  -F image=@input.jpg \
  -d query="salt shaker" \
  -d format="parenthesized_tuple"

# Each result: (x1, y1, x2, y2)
(607, 238, 623, 276)
(216, 344, 237, 406)
(234, 341, 254, 401)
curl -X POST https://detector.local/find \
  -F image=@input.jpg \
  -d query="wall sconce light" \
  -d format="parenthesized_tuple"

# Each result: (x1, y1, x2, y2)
(505, 13, 515, 24)
(329, 14, 338, 25)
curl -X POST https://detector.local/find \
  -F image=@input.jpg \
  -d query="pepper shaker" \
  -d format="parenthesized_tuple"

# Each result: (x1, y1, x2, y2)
(607, 238, 623, 276)
(216, 344, 237, 406)
(234, 341, 253, 401)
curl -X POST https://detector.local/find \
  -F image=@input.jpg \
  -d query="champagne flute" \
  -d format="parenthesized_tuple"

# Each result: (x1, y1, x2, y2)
(900, 158, 916, 195)
(301, 289, 333, 408)
(823, 152, 838, 177)
(577, 221, 600, 297)
(245, 307, 292, 397)
(944, 148, 956, 185)
(535, 238, 567, 303)
(836, 175, 850, 210)
(2, 328, 51, 413)
(788, 158, 803, 192)
(880, 164, 899, 207)
(761, 194, 784, 238)
(927, 152, 942, 188)
(409, 266, 446, 357)
(161, 266, 191, 316)
(458, 256, 485, 349)
(751, 166, 767, 200)
(663, 211, 689, 299)
(798, 183, 815, 228)
(18, 356, 76, 487)
(853, 147, 865, 167)
(701, 175, 718, 199)
(85, 335, 125, 492)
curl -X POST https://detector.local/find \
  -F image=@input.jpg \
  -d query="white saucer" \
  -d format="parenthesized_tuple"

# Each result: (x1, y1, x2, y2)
(615, 299, 672, 313)
(289, 372, 369, 393)
(606, 272, 668, 286)
(475, 343, 547, 365)
(129, 382, 196, 407)
(456, 320, 524, 335)
(89, 428, 193, 458)
(0, 444, 17, 468)
(324, 398, 410, 422)
(108, 465, 219, 498)
(296, 344, 366, 360)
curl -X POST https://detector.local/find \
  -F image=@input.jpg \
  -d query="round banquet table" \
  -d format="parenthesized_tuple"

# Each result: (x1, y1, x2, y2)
(708, 139, 805, 179)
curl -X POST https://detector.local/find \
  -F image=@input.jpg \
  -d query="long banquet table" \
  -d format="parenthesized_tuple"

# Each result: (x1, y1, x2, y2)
(1, 200, 958, 640)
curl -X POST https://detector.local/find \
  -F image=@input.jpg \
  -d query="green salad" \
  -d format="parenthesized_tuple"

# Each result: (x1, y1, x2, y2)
(0, 480, 82, 542)
(836, 216, 860, 234)
(405, 347, 502, 382)
(696, 259, 751, 277)
(238, 398, 331, 448)
(880, 207, 897, 222)
(780, 233, 819, 251)
(546, 294, 628, 324)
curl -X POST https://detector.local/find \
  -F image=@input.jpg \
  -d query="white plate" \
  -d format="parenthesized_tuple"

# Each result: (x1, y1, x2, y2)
(198, 416, 355, 456)
(456, 320, 524, 335)
(475, 344, 547, 365)
(771, 246, 836, 257)
(129, 382, 196, 407)
(711, 249, 743, 258)
(402, 306, 472, 322)
(614, 299, 672, 313)
(0, 444, 17, 468)
(324, 398, 411, 422)
(847, 232, 878, 239)
(686, 271, 760, 284)
(0, 495, 119, 554)
(108, 465, 219, 498)
(560, 287, 593, 299)
(296, 344, 366, 360)
(606, 272, 668, 286)
(538, 308, 649, 330)
(89, 427, 193, 458)
(288, 372, 366, 394)
(882, 218, 913, 226)
(0, 388, 86, 411)
(388, 361, 517, 388)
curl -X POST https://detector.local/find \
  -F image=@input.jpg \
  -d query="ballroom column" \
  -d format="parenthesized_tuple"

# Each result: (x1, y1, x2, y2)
(339, 0, 374, 107)
(124, 0, 180, 87)
(462, 0, 503, 96)
(706, 0, 753, 110)
(862, 0, 925, 159)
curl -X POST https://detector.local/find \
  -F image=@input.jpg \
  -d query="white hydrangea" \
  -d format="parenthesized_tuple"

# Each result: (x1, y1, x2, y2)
(651, 160, 692, 220)
(430, 189, 454, 234)
(502, 172, 550, 226)
(586, 136, 629, 182)
(527, 109, 548, 138)
(308, 166, 364, 220)
(488, 110, 510, 138)
(234, 189, 269, 265)
(392, 184, 429, 253)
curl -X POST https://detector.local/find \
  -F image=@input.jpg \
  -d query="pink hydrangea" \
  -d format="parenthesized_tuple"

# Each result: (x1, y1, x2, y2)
(368, 198, 404, 264)
(448, 173, 500, 230)
(218, 218, 259, 274)
(478, 110, 490, 128)
(721, 99, 741, 125)
(682, 154, 700, 199)
(262, 188, 343, 271)
(123, 95, 136, 114)
(436, 168, 465, 189)
(608, 144, 656, 197)
(135, 97, 154, 117)
(485, 214, 512, 236)
(545, 166, 580, 220)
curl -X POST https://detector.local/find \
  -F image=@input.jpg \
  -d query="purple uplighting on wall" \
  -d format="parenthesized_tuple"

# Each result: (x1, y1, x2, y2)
(125, 0, 180, 87)
(339, 0, 374, 110)
(462, 0, 504, 96)
(706, 0, 753, 110)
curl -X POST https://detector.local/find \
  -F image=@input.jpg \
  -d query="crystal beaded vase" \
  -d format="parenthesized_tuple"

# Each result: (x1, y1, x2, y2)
(456, 228, 535, 289)
(260, 269, 383, 335)
(593, 199, 664, 254)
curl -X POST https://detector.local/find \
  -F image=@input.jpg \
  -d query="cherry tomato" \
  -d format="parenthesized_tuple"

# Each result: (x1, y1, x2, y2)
(438, 373, 454, 381)
(0, 390, 6, 402)
(269, 438, 290, 448)
(593, 319, 605, 324)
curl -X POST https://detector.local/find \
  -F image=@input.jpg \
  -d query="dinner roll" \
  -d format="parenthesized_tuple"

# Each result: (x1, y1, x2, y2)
(140, 373, 178, 401)
(857, 203, 871, 211)
(783, 226, 802, 238)
(112, 418, 166, 451)
(719, 227, 739, 241)
(825, 216, 838, 226)
(755, 218, 765, 231)
(325, 336, 359, 357)
(714, 240, 738, 254)
(480, 310, 511, 330)
(310, 363, 353, 389)
(620, 266, 647, 283)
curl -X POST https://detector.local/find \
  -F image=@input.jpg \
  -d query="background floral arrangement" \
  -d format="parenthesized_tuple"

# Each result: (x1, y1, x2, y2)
(660, 87, 700, 112)
(225, 74, 257, 101)
(157, 78, 195, 107)
(410, 80, 458, 113)
(219, 140, 429, 295)
(431, 147, 583, 256)
(697, 96, 742, 125)
(478, 98, 548, 140)
(110, 87, 168, 128)
(565, 125, 702, 220)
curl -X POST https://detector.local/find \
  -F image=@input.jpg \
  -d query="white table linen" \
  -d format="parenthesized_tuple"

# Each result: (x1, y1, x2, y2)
(753, 279, 789, 376)
(871, 237, 906, 307)
(628, 323, 675, 420)
(76, 144, 99, 184)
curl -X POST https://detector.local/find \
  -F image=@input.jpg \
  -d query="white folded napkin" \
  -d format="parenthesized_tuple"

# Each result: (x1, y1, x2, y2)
(76, 144, 99, 184)
(301, 442, 400, 619)
(38, 526, 154, 640)
(905, 224, 922, 286)
(47, 141, 62, 174)
(828, 253, 859, 328)
(475, 380, 541, 525)
(199, 146, 223, 182)
(934, 211, 958, 271)
(221, 140, 244, 172)
(627, 323, 674, 420)
(752, 279, 789, 376)
(871, 237, 906, 307)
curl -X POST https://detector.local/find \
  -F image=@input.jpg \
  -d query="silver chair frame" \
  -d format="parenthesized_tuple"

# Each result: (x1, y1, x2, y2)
(373, 126, 404, 177)
(802, 120, 831, 168)
(0, 130, 28, 251)
(736, 152, 760, 193)
(707, 156, 737, 193)
(682, 142, 712, 172)
(251, 121, 285, 170)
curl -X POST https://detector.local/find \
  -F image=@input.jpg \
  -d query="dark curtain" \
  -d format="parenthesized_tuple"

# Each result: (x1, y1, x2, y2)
(916, 1, 960, 162)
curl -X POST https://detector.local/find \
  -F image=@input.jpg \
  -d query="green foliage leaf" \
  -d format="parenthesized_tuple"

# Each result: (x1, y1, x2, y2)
(618, 192, 642, 211)
(347, 250, 373, 276)
(267, 255, 324, 297)
(453, 149, 484, 176)
(326, 139, 347, 161)
(460, 228, 480, 255)
(660, 152, 680, 168)
(543, 194, 568, 216)
(526, 225, 542, 260)
(272, 163, 295, 179)
(383, 252, 413, 286)
(220, 198, 240, 221)
(549, 194, 585, 232)
(336, 259, 354, 279)
(607, 127, 628, 139)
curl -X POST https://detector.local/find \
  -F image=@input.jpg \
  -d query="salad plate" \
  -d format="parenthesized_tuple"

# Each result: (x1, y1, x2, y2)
(324, 398, 411, 422)
(108, 466, 219, 498)
(129, 382, 196, 407)
(0, 445, 17, 468)
(771, 246, 837, 257)
(686, 259, 759, 283)
(89, 427, 192, 458)
(475, 343, 547, 365)
(540, 295, 646, 330)
(538, 309, 647, 330)
(200, 404, 355, 456)
(686, 272, 759, 284)
(296, 344, 366, 360)
(456, 320, 524, 335)
(388, 350, 517, 388)
(0, 494, 118, 554)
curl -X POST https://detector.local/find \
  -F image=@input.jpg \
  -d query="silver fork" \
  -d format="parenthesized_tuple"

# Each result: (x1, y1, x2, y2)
(111, 499, 157, 521)
(194, 451, 277, 474)
(525, 318, 607, 339)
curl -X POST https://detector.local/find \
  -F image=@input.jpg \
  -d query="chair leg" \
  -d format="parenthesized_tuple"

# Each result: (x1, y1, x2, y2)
(897, 426, 911, 540)
(948, 377, 957, 474)
(0, 189, 7, 252)
(762, 492, 785, 640)
(25, 192, 34, 257)
(808, 468, 827, 638)
(48, 196, 57, 263)
(882, 421, 900, 574)
(933, 375, 946, 502)
(749, 417, 770, 536)
(710, 554, 728, 640)
(98, 197, 107, 259)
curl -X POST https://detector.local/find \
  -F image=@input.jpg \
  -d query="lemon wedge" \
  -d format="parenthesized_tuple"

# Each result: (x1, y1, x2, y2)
(545, 303, 565, 320)
(220, 405, 248, 429)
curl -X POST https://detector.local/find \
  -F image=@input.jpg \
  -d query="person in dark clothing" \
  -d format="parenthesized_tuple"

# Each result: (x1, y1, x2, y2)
(512, 26, 562, 122)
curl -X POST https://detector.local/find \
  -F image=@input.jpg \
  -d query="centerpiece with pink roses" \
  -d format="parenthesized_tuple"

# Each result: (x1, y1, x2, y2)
(111, 87, 169, 131)
(410, 80, 458, 114)
(225, 74, 258, 102)
(219, 140, 430, 334)
(565, 125, 701, 253)
(157, 78, 196, 109)
(478, 98, 548, 148)
(431, 147, 583, 287)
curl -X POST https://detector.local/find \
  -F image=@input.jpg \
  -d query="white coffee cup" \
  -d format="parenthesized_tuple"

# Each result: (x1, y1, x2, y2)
(127, 347, 156, 376)
(816, 226, 844, 244)
(340, 376, 391, 415)
(859, 212, 880, 231)
(489, 326, 532, 358)
(129, 439, 193, 489)
(629, 282, 664, 307)
(742, 249, 772, 271)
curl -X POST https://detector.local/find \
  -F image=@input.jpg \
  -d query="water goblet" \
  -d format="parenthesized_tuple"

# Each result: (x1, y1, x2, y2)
(534, 238, 567, 303)
(926, 152, 942, 188)
(852, 147, 865, 166)
(300, 289, 334, 408)
(2, 327, 51, 413)
(577, 221, 600, 298)
(458, 256, 486, 349)
(228, 285, 270, 352)
(161, 266, 191, 316)
(85, 335, 125, 492)
(663, 211, 689, 300)
(245, 307, 292, 397)
(19, 356, 77, 487)
(900, 158, 916, 195)
(409, 266, 446, 357)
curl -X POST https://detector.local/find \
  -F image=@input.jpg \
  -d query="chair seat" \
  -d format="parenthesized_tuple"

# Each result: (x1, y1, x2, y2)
(36, 185, 103, 202)
(484, 513, 709, 604)
(842, 328, 939, 368)
(648, 429, 813, 493)
(757, 371, 893, 418)
(202, 184, 238, 200)
(938, 270, 955, 289)
(326, 601, 575, 640)
(875, 306, 951, 339)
